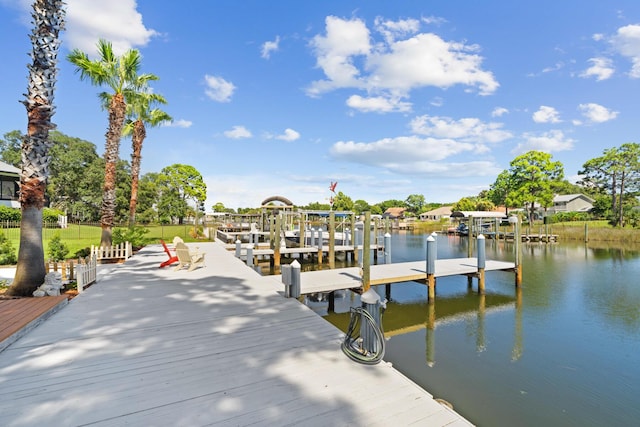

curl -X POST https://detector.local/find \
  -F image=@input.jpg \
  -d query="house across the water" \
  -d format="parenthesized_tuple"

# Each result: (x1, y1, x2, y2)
(0, 161, 20, 208)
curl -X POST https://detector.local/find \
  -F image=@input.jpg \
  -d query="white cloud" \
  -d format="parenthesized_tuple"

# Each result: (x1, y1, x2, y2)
(224, 125, 252, 139)
(578, 103, 618, 123)
(512, 130, 574, 154)
(410, 115, 512, 143)
(580, 57, 614, 81)
(374, 16, 420, 44)
(346, 95, 412, 113)
(307, 16, 498, 112)
(204, 74, 236, 102)
(163, 119, 192, 128)
(275, 128, 300, 142)
(329, 135, 502, 177)
(491, 107, 509, 117)
(261, 36, 280, 59)
(532, 106, 561, 123)
(64, 0, 158, 55)
(611, 24, 640, 78)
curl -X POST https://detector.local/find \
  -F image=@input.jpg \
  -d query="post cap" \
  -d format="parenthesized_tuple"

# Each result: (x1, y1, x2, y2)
(477, 234, 485, 240)
(508, 215, 518, 224)
(361, 288, 381, 304)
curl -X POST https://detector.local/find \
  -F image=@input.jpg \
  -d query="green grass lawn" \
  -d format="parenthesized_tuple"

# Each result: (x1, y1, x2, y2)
(1, 223, 212, 263)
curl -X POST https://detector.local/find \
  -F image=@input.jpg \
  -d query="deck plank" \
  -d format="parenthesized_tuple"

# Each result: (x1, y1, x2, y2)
(0, 242, 473, 426)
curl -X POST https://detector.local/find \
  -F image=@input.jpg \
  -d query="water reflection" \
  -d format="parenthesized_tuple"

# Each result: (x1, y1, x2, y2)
(322, 286, 523, 365)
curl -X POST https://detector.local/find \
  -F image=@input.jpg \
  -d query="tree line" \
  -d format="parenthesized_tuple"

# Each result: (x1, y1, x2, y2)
(0, 130, 206, 226)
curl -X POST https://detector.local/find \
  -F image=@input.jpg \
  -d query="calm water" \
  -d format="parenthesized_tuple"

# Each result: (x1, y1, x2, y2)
(315, 232, 640, 427)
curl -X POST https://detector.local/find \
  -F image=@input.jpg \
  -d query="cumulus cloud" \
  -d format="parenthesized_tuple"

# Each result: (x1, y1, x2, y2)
(204, 74, 236, 102)
(611, 24, 640, 78)
(329, 135, 501, 177)
(512, 130, 575, 154)
(162, 119, 192, 128)
(410, 115, 513, 143)
(578, 103, 618, 123)
(374, 16, 420, 44)
(580, 57, 614, 80)
(491, 107, 509, 117)
(307, 16, 498, 112)
(346, 95, 412, 113)
(275, 128, 301, 142)
(261, 36, 280, 59)
(532, 106, 561, 123)
(64, 0, 158, 55)
(224, 125, 252, 139)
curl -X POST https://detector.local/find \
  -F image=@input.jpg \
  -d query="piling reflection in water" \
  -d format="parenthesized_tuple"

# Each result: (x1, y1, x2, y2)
(322, 285, 523, 365)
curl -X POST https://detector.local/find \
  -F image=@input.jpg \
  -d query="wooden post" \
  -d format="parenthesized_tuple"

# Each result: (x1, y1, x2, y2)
(274, 214, 282, 268)
(353, 222, 360, 264)
(246, 244, 254, 268)
(426, 234, 436, 302)
(362, 211, 371, 292)
(329, 211, 335, 269)
(510, 216, 523, 286)
(299, 217, 304, 248)
(317, 228, 324, 264)
(477, 234, 486, 294)
(584, 222, 589, 242)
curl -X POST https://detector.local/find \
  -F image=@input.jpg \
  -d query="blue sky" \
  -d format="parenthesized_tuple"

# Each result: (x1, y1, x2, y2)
(1, 1, 640, 210)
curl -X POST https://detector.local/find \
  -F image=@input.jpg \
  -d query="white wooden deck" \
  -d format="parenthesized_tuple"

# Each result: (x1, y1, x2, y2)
(0, 241, 473, 426)
(275, 258, 516, 295)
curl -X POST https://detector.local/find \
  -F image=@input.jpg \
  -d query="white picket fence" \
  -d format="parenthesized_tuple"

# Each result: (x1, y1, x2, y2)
(76, 256, 97, 293)
(90, 241, 132, 262)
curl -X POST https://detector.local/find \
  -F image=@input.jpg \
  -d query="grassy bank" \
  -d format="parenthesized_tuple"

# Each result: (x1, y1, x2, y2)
(411, 220, 640, 243)
(2, 223, 211, 262)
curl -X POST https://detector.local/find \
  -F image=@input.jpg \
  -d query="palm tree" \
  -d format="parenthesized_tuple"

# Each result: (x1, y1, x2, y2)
(122, 91, 171, 226)
(67, 39, 157, 247)
(8, 0, 66, 296)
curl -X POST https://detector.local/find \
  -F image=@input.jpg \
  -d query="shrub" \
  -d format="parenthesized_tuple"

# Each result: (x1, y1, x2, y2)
(113, 226, 150, 249)
(48, 232, 69, 261)
(74, 247, 91, 258)
(0, 231, 17, 265)
(43, 208, 65, 223)
(0, 206, 21, 222)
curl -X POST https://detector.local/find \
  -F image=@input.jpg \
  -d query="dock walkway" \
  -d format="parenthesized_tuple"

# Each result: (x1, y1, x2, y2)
(0, 241, 472, 426)
(275, 258, 516, 295)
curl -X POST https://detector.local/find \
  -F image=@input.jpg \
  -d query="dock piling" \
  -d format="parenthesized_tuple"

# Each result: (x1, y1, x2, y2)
(426, 235, 436, 301)
(477, 234, 486, 294)
(246, 244, 254, 268)
(235, 239, 241, 258)
(290, 260, 301, 298)
(361, 288, 385, 355)
(384, 233, 391, 264)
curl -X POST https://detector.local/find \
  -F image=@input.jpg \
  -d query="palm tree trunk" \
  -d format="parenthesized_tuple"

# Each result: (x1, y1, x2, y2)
(100, 92, 126, 246)
(9, 0, 65, 296)
(128, 120, 145, 227)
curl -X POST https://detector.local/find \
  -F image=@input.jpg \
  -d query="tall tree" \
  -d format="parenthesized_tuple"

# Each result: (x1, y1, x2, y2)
(68, 39, 157, 246)
(0, 130, 23, 167)
(157, 164, 206, 224)
(405, 194, 426, 214)
(487, 170, 513, 214)
(9, 0, 65, 296)
(580, 143, 640, 226)
(122, 90, 171, 226)
(506, 151, 564, 222)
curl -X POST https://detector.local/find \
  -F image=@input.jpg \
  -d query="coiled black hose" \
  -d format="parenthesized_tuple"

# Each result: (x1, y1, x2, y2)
(341, 306, 385, 365)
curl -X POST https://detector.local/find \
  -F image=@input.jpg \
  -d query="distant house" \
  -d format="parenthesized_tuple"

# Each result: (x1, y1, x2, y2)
(419, 206, 453, 221)
(550, 194, 594, 213)
(0, 160, 20, 208)
(382, 207, 406, 219)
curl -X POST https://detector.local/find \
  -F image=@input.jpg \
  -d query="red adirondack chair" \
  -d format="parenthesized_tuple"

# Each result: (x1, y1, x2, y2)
(159, 239, 179, 268)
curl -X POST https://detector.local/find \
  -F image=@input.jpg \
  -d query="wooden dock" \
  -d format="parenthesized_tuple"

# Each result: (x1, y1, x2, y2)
(275, 258, 516, 295)
(0, 242, 473, 426)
